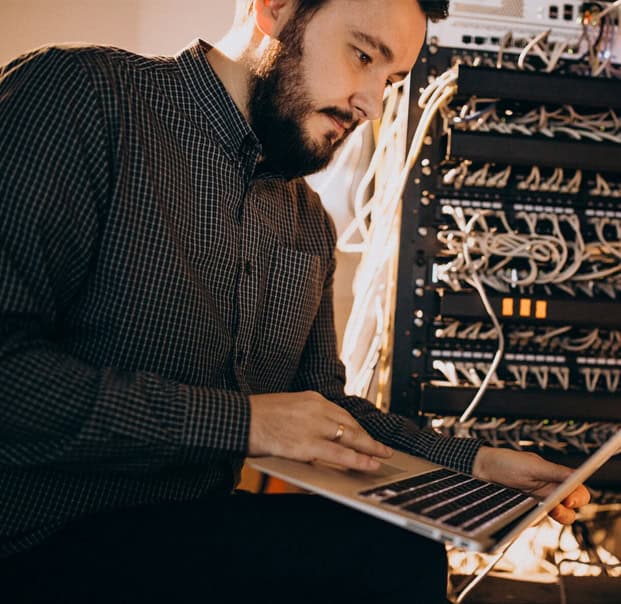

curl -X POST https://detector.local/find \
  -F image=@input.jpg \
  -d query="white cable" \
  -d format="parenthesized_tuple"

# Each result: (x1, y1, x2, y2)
(573, 263, 621, 281)
(433, 360, 459, 386)
(337, 83, 409, 395)
(517, 30, 551, 70)
(597, 0, 621, 20)
(439, 208, 506, 423)
(340, 65, 459, 397)
(551, 366, 570, 390)
(546, 40, 568, 72)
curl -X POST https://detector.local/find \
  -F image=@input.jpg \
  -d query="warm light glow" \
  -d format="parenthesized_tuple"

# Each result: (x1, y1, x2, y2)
(448, 512, 621, 584)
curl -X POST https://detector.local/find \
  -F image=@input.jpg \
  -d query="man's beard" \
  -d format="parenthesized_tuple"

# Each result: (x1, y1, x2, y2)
(248, 16, 357, 180)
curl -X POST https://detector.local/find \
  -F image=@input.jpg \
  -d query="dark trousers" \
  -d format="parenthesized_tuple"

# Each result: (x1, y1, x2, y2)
(0, 494, 448, 603)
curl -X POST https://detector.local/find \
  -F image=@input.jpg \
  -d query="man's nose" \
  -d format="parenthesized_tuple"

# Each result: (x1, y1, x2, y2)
(352, 80, 386, 122)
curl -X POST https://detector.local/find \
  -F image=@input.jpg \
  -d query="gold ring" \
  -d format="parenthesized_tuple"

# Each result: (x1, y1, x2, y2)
(333, 423, 345, 441)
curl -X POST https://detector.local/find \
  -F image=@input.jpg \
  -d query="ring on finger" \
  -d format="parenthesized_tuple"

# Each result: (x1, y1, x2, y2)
(332, 423, 345, 441)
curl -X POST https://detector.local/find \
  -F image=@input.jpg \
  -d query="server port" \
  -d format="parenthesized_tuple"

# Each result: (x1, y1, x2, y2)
(563, 4, 573, 20)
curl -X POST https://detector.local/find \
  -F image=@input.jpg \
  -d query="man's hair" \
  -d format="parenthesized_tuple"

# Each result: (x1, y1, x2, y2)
(235, 1, 449, 26)
(418, 1, 450, 21)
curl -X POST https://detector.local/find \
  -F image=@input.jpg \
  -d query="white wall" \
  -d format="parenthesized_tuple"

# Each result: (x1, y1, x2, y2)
(0, 0, 235, 65)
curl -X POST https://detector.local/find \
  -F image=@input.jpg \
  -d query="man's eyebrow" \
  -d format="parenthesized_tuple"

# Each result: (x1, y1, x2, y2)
(351, 30, 410, 78)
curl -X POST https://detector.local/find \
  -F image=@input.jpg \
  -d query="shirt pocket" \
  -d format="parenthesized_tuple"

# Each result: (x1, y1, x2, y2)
(253, 244, 323, 369)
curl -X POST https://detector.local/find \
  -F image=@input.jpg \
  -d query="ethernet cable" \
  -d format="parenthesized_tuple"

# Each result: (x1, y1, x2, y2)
(340, 65, 459, 397)
(439, 207, 506, 423)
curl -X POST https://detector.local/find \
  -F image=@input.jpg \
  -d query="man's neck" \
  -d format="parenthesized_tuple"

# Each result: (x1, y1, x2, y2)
(205, 46, 251, 122)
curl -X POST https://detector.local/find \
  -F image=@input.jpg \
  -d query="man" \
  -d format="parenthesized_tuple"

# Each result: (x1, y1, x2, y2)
(0, 0, 589, 602)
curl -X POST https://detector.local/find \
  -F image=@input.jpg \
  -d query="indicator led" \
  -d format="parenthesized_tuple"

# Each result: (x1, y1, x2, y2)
(535, 300, 547, 319)
(519, 298, 532, 317)
(502, 298, 514, 316)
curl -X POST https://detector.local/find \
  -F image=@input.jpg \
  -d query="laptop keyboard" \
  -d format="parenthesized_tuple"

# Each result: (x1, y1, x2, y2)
(359, 468, 533, 532)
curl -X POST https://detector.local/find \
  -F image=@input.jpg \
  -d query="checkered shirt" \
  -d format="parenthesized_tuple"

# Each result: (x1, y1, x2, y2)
(0, 40, 484, 557)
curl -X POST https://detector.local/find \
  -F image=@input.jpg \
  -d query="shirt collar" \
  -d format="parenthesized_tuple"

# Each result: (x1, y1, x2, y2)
(175, 39, 261, 168)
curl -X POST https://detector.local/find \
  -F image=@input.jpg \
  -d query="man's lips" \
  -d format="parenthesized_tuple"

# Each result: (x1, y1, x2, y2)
(327, 115, 346, 135)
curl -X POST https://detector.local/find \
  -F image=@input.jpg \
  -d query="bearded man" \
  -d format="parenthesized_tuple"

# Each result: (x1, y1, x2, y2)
(0, 1, 588, 602)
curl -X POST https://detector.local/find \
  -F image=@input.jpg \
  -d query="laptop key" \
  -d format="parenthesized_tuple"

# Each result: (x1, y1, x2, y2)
(400, 480, 499, 512)
(383, 474, 471, 506)
(442, 489, 524, 528)
(461, 493, 532, 531)
(422, 484, 501, 519)
(402, 483, 496, 516)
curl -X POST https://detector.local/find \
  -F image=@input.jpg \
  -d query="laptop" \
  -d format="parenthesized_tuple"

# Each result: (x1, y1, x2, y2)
(250, 427, 621, 553)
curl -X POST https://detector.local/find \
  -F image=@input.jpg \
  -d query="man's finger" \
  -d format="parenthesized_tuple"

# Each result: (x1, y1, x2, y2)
(545, 485, 590, 525)
(322, 419, 392, 459)
(315, 441, 383, 472)
(340, 426, 393, 458)
(562, 484, 591, 508)
(549, 503, 576, 525)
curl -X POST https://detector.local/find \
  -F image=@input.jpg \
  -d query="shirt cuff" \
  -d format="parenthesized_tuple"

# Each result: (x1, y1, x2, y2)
(401, 417, 487, 475)
(425, 434, 487, 475)
(183, 387, 250, 455)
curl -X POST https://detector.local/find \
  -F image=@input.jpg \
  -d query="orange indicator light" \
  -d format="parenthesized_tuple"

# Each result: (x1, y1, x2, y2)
(501, 298, 514, 316)
(519, 299, 532, 317)
(535, 300, 547, 319)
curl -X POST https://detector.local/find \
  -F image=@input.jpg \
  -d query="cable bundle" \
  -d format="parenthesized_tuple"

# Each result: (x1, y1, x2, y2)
(435, 208, 621, 297)
(336, 66, 460, 399)
(431, 416, 621, 454)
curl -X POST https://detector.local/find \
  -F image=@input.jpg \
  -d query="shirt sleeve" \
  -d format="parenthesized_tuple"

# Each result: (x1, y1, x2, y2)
(291, 210, 485, 475)
(0, 47, 250, 474)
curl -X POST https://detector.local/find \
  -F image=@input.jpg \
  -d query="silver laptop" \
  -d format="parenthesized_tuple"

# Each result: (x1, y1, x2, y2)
(250, 427, 621, 553)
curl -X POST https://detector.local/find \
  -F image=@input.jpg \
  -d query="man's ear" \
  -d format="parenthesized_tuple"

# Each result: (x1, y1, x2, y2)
(253, 0, 296, 38)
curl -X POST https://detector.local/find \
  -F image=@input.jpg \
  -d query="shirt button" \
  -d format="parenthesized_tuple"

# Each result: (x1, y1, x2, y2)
(244, 261, 252, 275)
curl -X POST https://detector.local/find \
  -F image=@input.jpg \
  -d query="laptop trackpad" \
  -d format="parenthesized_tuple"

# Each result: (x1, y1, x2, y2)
(357, 462, 407, 479)
(312, 459, 416, 488)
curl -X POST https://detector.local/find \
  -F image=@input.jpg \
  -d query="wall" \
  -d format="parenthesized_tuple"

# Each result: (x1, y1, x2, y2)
(0, 0, 235, 65)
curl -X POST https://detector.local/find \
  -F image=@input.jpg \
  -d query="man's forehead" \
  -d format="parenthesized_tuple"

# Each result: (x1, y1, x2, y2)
(337, 1, 427, 68)
(351, 30, 394, 62)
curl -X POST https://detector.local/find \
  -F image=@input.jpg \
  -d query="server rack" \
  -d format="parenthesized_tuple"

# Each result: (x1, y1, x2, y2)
(391, 1, 621, 486)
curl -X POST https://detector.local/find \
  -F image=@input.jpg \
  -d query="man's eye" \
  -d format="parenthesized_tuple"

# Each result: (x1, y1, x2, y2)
(385, 79, 394, 88)
(356, 49, 372, 65)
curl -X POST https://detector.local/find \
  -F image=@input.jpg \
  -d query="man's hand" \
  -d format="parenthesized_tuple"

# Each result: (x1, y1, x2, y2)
(247, 390, 393, 471)
(473, 446, 591, 524)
